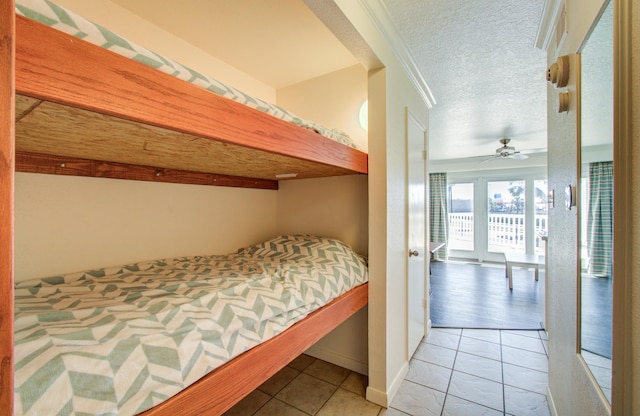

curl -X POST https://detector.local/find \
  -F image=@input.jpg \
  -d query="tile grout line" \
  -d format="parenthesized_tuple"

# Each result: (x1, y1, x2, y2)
(311, 377, 340, 416)
(500, 329, 507, 416)
(439, 329, 463, 416)
(438, 329, 511, 415)
(248, 358, 353, 416)
(296, 368, 347, 416)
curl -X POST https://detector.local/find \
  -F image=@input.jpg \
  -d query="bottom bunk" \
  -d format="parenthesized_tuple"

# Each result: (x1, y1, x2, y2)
(14, 235, 369, 416)
(143, 283, 368, 416)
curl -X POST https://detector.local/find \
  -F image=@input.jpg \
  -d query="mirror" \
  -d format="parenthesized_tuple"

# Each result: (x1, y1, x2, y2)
(579, 0, 613, 402)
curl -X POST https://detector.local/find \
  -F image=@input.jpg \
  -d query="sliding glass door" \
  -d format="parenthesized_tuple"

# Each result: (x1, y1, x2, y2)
(447, 182, 475, 255)
(534, 179, 548, 255)
(445, 172, 548, 262)
(487, 180, 526, 254)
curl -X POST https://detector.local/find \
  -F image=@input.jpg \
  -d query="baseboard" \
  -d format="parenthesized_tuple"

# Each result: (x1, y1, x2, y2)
(366, 360, 409, 408)
(304, 345, 368, 375)
(546, 385, 558, 416)
(365, 385, 389, 408)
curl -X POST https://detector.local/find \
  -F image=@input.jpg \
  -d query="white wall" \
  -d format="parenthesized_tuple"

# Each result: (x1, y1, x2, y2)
(278, 64, 369, 152)
(52, 0, 275, 102)
(376, 65, 429, 407)
(333, 0, 431, 407)
(276, 175, 369, 373)
(429, 153, 547, 173)
(274, 35, 370, 374)
(276, 175, 368, 256)
(15, 173, 277, 281)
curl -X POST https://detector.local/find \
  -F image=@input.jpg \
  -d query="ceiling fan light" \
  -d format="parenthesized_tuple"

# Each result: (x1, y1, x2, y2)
(489, 137, 528, 161)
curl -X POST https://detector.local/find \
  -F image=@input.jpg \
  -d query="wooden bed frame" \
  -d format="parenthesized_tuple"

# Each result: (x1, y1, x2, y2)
(13, 15, 367, 190)
(1, 3, 369, 414)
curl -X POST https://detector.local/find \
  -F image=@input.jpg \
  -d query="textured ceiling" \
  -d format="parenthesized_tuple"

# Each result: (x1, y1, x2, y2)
(380, 0, 548, 160)
(112, 0, 549, 161)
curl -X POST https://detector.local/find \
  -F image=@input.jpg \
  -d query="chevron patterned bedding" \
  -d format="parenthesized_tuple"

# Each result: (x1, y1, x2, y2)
(14, 235, 368, 415)
(14, 0, 360, 150)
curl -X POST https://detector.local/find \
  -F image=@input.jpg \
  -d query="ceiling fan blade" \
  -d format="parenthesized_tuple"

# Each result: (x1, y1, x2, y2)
(509, 153, 529, 160)
(481, 155, 500, 164)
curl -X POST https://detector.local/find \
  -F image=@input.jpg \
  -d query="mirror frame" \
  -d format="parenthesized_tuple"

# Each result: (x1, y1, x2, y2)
(611, 0, 632, 412)
(576, 0, 614, 405)
(576, 0, 634, 412)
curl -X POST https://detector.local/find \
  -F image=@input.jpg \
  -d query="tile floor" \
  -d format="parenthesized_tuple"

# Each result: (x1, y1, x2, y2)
(224, 328, 550, 416)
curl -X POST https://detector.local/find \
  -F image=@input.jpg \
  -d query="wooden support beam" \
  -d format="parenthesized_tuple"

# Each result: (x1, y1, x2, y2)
(0, 1, 15, 414)
(16, 152, 279, 190)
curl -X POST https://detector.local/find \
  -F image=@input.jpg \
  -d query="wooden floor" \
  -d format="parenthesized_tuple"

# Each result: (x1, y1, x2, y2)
(430, 261, 543, 330)
(430, 261, 612, 359)
(581, 274, 612, 358)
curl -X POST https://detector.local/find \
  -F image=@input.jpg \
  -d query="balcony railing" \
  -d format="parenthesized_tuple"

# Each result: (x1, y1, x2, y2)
(448, 213, 547, 254)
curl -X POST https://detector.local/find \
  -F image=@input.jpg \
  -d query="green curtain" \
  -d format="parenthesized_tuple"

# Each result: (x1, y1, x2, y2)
(429, 173, 448, 261)
(587, 161, 613, 276)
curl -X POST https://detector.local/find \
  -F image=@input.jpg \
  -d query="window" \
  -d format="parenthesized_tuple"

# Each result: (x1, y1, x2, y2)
(534, 179, 548, 255)
(447, 183, 474, 251)
(442, 171, 547, 261)
(487, 180, 526, 254)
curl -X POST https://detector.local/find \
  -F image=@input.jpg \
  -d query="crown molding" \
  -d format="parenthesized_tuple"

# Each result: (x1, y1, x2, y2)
(358, 0, 436, 108)
(535, 0, 564, 50)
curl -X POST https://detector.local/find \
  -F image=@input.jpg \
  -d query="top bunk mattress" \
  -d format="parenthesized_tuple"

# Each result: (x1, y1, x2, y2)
(14, 235, 368, 415)
(14, 0, 362, 151)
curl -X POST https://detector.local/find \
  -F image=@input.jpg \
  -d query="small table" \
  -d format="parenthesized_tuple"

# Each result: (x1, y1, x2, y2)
(504, 253, 544, 290)
(429, 242, 445, 256)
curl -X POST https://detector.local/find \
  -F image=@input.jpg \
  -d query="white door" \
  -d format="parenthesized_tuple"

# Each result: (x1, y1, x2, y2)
(407, 109, 427, 358)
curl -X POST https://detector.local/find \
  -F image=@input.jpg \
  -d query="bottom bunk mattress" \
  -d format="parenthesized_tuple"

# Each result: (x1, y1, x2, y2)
(14, 235, 368, 415)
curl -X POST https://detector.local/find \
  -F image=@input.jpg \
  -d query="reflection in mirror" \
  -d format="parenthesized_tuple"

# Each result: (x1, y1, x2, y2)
(579, 0, 613, 403)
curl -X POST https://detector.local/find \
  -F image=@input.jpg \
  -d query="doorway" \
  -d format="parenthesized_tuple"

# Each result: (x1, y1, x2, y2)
(431, 169, 547, 330)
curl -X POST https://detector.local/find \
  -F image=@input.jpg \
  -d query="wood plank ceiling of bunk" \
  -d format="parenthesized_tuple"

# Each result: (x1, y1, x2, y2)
(14, 16, 368, 190)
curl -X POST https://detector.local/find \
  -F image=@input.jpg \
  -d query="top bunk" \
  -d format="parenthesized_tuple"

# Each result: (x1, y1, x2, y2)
(13, 1, 368, 190)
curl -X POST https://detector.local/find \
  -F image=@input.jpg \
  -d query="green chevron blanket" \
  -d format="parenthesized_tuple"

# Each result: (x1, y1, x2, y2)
(14, 0, 359, 150)
(14, 235, 368, 415)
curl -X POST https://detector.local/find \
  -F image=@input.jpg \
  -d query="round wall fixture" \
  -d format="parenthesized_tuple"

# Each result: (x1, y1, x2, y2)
(547, 55, 570, 88)
(359, 100, 368, 131)
(555, 55, 570, 88)
(558, 91, 570, 113)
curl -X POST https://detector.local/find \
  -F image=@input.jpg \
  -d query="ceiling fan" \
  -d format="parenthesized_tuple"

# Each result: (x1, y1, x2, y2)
(484, 138, 529, 162)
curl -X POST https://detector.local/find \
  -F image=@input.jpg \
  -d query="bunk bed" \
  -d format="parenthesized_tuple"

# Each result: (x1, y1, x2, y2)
(2, 1, 370, 415)
(14, 0, 367, 189)
(14, 234, 369, 416)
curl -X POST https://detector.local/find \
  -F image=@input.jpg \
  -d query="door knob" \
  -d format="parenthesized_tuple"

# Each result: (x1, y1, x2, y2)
(409, 249, 419, 257)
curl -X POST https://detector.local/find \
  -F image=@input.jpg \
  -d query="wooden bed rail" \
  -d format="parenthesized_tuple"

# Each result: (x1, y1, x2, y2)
(0, 1, 15, 415)
(16, 151, 279, 190)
